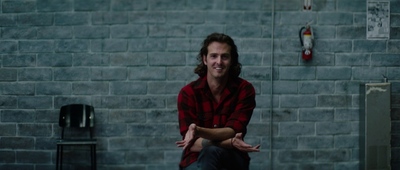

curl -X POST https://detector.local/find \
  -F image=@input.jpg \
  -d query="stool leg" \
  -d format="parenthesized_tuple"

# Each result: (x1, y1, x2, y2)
(56, 145, 59, 170)
(60, 145, 63, 170)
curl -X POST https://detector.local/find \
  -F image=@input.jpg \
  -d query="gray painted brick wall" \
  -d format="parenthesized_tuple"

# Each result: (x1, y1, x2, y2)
(0, 0, 399, 170)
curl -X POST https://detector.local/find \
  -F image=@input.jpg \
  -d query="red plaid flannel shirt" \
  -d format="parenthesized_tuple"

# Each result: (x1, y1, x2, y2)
(177, 76, 256, 168)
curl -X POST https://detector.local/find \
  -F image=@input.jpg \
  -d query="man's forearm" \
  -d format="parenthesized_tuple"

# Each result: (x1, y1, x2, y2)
(190, 137, 234, 152)
(195, 126, 235, 141)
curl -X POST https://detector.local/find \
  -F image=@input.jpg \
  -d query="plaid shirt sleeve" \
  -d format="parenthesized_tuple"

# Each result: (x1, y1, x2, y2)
(224, 79, 256, 135)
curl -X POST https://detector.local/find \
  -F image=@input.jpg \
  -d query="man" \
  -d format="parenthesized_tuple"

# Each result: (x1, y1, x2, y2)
(176, 33, 260, 170)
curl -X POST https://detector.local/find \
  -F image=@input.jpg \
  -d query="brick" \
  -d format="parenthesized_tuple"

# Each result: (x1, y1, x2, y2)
(354, 40, 386, 52)
(205, 11, 244, 24)
(148, 52, 186, 66)
(148, 0, 185, 10)
(129, 11, 166, 23)
(166, 38, 191, 51)
(18, 96, 53, 109)
(2, 54, 35, 67)
(0, 96, 17, 109)
(72, 82, 109, 95)
(18, 124, 52, 137)
(147, 82, 184, 94)
(337, 0, 366, 12)
(274, 0, 302, 11)
(146, 137, 178, 150)
(0, 124, 16, 136)
(36, 82, 71, 95)
(337, 26, 365, 39)
(388, 67, 400, 80)
(54, 13, 89, 25)
(318, 95, 352, 107)
(318, 12, 353, 25)
(317, 67, 352, 80)
(129, 38, 166, 51)
(388, 40, 400, 53)
(112, 0, 147, 11)
(391, 27, 400, 39)
(16, 151, 51, 163)
(298, 136, 333, 149)
(371, 54, 400, 66)
(335, 53, 370, 66)
(92, 39, 127, 52)
(73, 53, 110, 66)
(110, 82, 146, 95)
(352, 67, 386, 80)
(272, 81, 298, 94)
(0, 151, 16, 163)
(110, 53, 146, 66)
(19, 40, 54, 53)
(0, 14, 17, 26)
(226, 0, 262, 10)
(92, 96, 127, 109)
(335, 81, 362, 95)
(37, 26, 73, 39)
(298, 81, 334, 94)
(127, 96, 165, 109)
(279, 66, 315, 80)
(0, 41, 18, 53)
(17, 14, 53, 26)
(74, 0, 110, 11)
(147, 109, 177, 123)
(53, 96, 91, 108)
(335, 135, 359, 148)
(299, 109, 334, 122)
(1, 110, 35, 122)
(92, 12, 128, 25)
(75, 26, 109, 39)
(108, 110, 145, 123)
(241, 38, 272, 52)
(126, 150, 164, 164)
(226, 25, 262, 38)
(18, 68, 53, 81)
(315, 40, 352, 52)
(54, 68, 90, 81)
(91, 68, 127, 81)
(109, 137, 147, 150)
(188, 25, 224, 38)
(279, 12, 317, 25)
(37, 0, 73, 12)
(149, 25, 186, 37)
(97, 151, 125, 164)
(95, 123, 126, 137)
(241, 66, 271, 80)
(0, 137, 34, 149)
(0, 68, 17, 81)
(111, 25, 147, 38)
(280, 122, 315, 136)
(37, 53, 72, 67)
(2, 1, 36, 13)
(317, 122, 352, 135)
(1, 27, 36, 39)
(2, 82, 35, 95)
(128, 67, 166, 80)
(55, 40, 90, 52)
(316, 149, 350, 162)
(35, 110, 58, 123)
(278, 150, 315, 163)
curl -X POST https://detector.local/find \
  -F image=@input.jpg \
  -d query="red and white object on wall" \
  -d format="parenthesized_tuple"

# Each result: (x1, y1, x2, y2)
(304, 0, 312, 10)
(299, 24, 313, 61)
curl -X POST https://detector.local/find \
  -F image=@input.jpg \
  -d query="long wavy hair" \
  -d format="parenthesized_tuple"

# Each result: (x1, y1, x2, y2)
(194, 33, 241, 78)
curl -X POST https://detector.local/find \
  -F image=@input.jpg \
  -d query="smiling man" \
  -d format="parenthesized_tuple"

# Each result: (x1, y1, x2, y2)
(176, 33, 260, 170)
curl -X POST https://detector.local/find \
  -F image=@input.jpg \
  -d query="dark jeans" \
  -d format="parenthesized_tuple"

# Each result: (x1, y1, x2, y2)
(183, 145, 249, 170)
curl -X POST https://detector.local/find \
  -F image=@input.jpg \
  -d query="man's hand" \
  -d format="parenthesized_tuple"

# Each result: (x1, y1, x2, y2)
(231, 133, 260, 152)
(176, 123, 197, 150)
